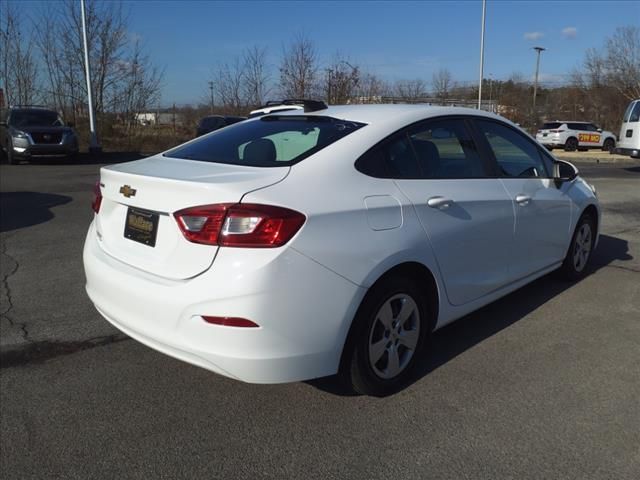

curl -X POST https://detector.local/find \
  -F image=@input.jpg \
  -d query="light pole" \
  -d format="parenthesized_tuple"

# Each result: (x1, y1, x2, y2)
(477, 0, 486, 110)
(532, 46, 545, 124)
(208, 81, 214, 114)
(80, 0, 101, 153)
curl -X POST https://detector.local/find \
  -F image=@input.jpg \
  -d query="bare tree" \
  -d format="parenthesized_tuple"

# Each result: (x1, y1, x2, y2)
(214, 57, 246, 114)
(279, 34, 319, 98)
(243, 45, 270, 107)
(432, 68, 454, 101)
(323, 55, 360, 105)
(0, 2, 39, 106)
(393, 79, 427, 102)
(603, 26, 640, 100)
(354, 72, 389, 103)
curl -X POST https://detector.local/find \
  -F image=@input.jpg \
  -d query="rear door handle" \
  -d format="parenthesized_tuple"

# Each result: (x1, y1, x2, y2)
(515, 194, 531, 206)
(427, 196, 454, 209)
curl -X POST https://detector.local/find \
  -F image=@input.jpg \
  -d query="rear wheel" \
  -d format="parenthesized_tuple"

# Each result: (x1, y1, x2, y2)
(341, 275, 429, 396)
(561, 214, 595, 280)
(564, 137, 578, 152)
(602, 138, 615, 152)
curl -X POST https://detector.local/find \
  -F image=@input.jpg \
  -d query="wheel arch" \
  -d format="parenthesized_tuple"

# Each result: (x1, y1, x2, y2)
(338, 261, 440, 372)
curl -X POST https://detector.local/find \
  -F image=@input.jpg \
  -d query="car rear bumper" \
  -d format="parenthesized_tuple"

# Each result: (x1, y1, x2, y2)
(83, 221, 365, 383)
(613, 147, 640, 158)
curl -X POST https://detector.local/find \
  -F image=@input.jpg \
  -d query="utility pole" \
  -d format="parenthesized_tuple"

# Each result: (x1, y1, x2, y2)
(208, 81, 214, 114)
(532, 46, 545, 125)
(80, 0, 101, 153)
(477, 0, 486, 110)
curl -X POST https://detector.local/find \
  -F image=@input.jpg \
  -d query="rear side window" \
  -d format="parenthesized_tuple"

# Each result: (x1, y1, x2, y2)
(166, 116, 365, 166)
(476, 120, 550, 178)
(408, 119, 485, 178)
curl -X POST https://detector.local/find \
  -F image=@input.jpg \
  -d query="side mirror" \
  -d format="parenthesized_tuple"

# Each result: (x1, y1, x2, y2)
(553, 160, 578, 183)
(597, 128, 602, 132)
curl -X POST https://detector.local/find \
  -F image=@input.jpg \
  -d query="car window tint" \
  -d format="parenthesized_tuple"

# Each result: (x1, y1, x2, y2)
(408, 119, 485, 178)
(166, 116, 364, 166)
(355, 134, 420, 178)
(568, 123, 585, 130)
(239, 128, 320, 162)
(476, 120, 549, 178)
(542, 122, 562, 129)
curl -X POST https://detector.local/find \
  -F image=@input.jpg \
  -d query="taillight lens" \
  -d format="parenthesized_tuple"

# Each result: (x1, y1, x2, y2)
(92, 181, 102, 214)
(549, 129, 565, 133)
(202, 316, 259, 328)
(173, 203, 305, 248)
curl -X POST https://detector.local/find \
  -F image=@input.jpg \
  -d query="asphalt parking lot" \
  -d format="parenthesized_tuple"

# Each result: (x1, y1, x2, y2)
(1, 157, 639, 479)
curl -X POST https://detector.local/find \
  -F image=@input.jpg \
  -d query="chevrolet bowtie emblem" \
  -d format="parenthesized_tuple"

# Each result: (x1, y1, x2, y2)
(119, 185, 137, 198)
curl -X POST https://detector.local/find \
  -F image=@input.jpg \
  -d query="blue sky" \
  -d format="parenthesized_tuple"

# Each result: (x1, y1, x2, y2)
(29, 0, 640, 105)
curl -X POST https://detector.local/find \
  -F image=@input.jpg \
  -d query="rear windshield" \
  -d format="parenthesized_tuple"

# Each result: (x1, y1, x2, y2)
(165, 116, 365, 166)
(541, 122, 562, 129)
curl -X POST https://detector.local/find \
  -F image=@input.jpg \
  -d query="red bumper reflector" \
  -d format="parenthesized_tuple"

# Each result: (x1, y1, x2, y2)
(201, 316, 259, 328)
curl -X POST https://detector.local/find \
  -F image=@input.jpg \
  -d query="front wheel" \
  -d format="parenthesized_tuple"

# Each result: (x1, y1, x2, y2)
(602, 138, 615, 152)
(341, 275, 429, 396)
(561, 214, 595, 280)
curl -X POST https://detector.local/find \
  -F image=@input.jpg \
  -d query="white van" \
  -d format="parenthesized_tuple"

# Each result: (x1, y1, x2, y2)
(614, 99, 640, 159)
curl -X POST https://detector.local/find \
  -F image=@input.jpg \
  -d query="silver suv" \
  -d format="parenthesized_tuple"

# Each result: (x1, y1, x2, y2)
(536, 121, 616, 152)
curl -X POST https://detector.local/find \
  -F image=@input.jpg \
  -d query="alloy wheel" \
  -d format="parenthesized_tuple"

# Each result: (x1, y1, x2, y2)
(368, 294, 420, 379)
(573, 223, 592, 272)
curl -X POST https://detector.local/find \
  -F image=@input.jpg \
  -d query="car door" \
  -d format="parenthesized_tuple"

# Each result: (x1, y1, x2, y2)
(383, 118, 515, 306)
(473, 119, 571, 281)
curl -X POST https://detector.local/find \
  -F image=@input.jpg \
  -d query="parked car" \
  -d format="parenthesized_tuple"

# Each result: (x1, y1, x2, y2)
(195, 115, 246, 137)
(84, 104, 600, 396)
(248, 99, 326, 118)
(535, 121, 616, 152)
(612, 99, 640, 159)
(0, 106, 79, 164)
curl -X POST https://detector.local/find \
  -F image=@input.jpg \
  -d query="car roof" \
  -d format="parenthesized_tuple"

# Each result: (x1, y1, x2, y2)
(273, 104, 513, 127)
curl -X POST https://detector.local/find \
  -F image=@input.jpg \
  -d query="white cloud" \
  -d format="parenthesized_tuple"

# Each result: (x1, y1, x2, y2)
(524, 31, 544, 41)
(562, 27, 577, 38)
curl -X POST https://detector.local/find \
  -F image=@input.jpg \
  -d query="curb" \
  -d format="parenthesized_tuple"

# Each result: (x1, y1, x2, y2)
(554, 154, 639, 165)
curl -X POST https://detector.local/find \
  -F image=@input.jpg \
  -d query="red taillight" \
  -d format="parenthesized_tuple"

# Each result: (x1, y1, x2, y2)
(92, 181, 102, 214)
(202, 316, 259, 328)
(173, 203, 305, 248)
(549, 129, 565, 133)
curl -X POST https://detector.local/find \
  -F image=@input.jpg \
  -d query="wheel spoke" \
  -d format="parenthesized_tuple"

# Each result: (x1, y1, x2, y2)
(396, 298, 416, 326)
(386, 347, 401, 377)
(377, 302, 394, 329)
(398, 328, 419, 350)
(369, 338, 387, 365)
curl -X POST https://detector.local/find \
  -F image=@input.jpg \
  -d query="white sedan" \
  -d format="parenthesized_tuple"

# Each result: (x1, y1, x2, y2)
(84, 104, 600, 396)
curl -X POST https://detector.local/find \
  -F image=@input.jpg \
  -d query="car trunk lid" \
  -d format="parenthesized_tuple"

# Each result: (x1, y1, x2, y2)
(95, 155, 289, 280)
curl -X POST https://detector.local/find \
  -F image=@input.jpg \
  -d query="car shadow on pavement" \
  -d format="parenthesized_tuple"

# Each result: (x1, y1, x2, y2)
(309, 234, 632, 396)
(0, 191, 72, 233)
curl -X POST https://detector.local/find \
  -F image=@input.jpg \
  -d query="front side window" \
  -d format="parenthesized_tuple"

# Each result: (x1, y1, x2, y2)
(166, 116, 364, 166)
(476, 120, 549, 178)
(408, 119, 485, 178)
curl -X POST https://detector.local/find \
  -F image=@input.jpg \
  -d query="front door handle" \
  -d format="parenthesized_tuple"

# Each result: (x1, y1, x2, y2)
(427, 196, 454, 209)
(515, 194, 531, 206)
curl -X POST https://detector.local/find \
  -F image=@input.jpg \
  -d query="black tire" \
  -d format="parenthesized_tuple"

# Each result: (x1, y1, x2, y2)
(340, 275, 430, 396)
(602, 138, 615, 152)
(564, 137, 578, 152)
(561, 213, 595, 281)
(545, 145, 554, 151)
(6, 141, 15, 165)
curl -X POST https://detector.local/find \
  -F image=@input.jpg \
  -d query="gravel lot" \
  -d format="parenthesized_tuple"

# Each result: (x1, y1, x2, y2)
(1, 157, 639, 479)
